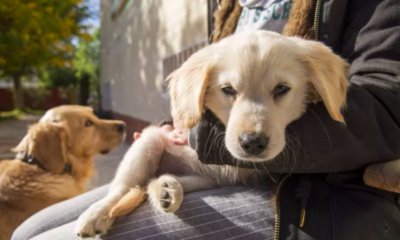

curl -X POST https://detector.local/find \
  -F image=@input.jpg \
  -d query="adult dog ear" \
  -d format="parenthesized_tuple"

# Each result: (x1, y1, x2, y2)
(291, 37, 349, 123)
(12, 135, 29, 153)
(25, 123, 70, 173)
(167, 46, 219, 129)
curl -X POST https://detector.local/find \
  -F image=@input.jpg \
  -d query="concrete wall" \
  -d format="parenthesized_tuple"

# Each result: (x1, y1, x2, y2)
(100, 0, 208, 123)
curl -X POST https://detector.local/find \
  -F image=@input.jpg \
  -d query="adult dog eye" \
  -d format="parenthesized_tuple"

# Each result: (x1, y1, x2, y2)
(221, 86, 237, 97)
(85, 120, 93, 127)
(273, 84, 291, 98)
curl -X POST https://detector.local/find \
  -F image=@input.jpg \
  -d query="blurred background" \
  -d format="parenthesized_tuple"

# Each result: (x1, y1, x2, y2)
(0, 0, 213, 143)
(0, 0, 216, 185)
(0, 0, 100, 113)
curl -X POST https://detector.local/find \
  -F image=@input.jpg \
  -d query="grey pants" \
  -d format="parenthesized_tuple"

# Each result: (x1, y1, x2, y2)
(12, 185, 275, 240)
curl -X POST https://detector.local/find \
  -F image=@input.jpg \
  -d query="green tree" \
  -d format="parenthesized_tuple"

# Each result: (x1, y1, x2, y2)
(0, 0, 91, 109)
(73, 28, 100, 106)
(40, 66, 79, 88)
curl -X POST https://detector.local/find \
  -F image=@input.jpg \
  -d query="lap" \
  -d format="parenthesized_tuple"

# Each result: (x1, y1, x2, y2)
(12, 185, 109, 240)
(13, 185, 275, 240)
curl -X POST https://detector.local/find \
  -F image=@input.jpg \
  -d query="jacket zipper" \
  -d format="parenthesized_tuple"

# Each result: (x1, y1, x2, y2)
(313, 0, 322, 40)
(274, 2, 322, 239)
(273, 174, 290, 240)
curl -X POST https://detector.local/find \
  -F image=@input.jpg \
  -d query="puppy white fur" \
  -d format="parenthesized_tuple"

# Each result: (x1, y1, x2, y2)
(75, 126, 261, 237)
(75, 30, 348, 237)
(170, 31, 348, 162)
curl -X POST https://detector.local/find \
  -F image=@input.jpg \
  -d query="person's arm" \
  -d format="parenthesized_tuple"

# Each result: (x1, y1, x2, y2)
(189, 0, 400, 173)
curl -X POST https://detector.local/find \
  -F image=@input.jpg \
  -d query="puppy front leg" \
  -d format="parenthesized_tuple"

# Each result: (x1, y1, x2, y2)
(177, 175, 220, 192)
(75, 126, 167, 238)
(148, 174, 219, 213)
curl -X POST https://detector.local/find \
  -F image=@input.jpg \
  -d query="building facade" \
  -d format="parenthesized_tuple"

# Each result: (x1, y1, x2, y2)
(100, 0, 209, 141)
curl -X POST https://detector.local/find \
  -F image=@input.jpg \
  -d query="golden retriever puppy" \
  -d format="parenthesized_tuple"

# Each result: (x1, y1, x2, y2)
(0, 105, 125, 240)
(170, 30, 348, 161)
(75, 30, 348, 237)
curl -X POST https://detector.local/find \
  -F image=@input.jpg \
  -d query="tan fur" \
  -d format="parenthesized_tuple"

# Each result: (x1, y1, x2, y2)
(282, 0, 317, 39)
(12, 123, 69, 174)
(211, 0, 243, 43)
(168, 47, 219, 129)
(291, 37, 349, 122)
(109, 187, 146, 218)
(0, 105, 125, 240)
(210, 0, 317, 43)
(169, 31, 348, 162)
(40, 105, 126, 182)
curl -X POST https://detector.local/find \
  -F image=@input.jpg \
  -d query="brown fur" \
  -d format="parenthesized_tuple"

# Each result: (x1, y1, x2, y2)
(0, 105, 125, 240)
(211, 0, 242, 43)
(282, 0, 317, 39)
(109, 187, 146, 218)
(210, 0, 317, 43)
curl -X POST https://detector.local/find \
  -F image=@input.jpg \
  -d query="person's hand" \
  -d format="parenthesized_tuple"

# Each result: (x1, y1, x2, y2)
(167, 129, 188, 146)
(133, 132, 141, 141)
(133, 125, 188, 146)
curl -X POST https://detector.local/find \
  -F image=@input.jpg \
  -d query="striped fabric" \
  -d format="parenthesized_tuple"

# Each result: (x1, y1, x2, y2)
(13, 185, 276, 240)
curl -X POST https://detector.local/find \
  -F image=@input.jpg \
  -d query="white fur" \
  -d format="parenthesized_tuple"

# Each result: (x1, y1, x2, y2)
(75, 126, 262, 237)
(170, 31, 347, 162)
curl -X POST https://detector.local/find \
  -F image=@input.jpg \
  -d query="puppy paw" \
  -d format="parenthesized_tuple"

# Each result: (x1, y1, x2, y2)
(148, 175, 183, 213)
(75, 201, 115, 238)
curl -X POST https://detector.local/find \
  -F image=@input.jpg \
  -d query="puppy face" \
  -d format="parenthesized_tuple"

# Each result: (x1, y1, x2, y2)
(169, 31, 348, 162)
(40, 105, 126, 158)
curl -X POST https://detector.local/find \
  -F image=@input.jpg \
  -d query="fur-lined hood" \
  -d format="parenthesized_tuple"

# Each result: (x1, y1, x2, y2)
(210, 0, 318, 43)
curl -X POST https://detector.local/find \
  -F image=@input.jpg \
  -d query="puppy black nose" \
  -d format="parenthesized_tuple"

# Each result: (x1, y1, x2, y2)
(115, 123, 126, 133)
(239, 133, 269, 156)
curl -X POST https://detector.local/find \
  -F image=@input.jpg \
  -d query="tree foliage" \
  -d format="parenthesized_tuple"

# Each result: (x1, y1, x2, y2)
(73, 28, 100, 93)
(40, 66, 79, 88)
(0, 0, 91, 109)
(38, 28, 100, 106)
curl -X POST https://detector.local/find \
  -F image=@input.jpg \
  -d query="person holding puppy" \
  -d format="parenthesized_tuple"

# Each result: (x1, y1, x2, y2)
(12, 0, 400, 240)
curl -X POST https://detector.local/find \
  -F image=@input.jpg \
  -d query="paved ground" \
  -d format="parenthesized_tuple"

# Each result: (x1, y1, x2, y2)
(0, 114, 41, 160)
(0, 115, 128, 188)
(91, 143, 129, 188)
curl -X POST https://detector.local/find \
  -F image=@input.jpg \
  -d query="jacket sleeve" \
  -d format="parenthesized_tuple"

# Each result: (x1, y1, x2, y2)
(189, 0, 400, 173)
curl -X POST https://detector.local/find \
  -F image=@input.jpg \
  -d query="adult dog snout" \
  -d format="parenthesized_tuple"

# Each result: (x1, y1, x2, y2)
(239, 133, 269, 156)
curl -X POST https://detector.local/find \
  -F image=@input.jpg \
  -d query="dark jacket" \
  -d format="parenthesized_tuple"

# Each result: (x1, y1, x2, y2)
(190, 0, 400, 239)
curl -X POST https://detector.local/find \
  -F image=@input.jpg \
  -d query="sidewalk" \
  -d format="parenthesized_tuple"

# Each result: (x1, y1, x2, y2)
(91, 143, 129, 188)
(0, 114, 41, 160)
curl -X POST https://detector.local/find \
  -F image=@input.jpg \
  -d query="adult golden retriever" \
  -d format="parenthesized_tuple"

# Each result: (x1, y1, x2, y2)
(0, 105, 125, 240)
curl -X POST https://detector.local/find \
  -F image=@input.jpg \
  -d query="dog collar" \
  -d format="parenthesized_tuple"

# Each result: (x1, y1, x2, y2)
(16, 152, 73, 175)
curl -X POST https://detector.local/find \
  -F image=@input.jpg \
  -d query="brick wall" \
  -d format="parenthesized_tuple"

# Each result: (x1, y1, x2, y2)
(0, 88, 14, 111)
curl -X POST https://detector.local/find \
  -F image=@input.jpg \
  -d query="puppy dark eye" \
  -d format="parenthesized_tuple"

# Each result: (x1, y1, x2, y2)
(273, 84, 291, 98)
(221, 86, 237, 97)
(85, 120, 93, 127)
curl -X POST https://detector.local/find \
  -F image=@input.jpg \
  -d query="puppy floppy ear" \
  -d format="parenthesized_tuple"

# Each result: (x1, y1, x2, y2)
(23, 123, 69, 174)
(292, 37, 349, 123)
(167, 47, 218, 129)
